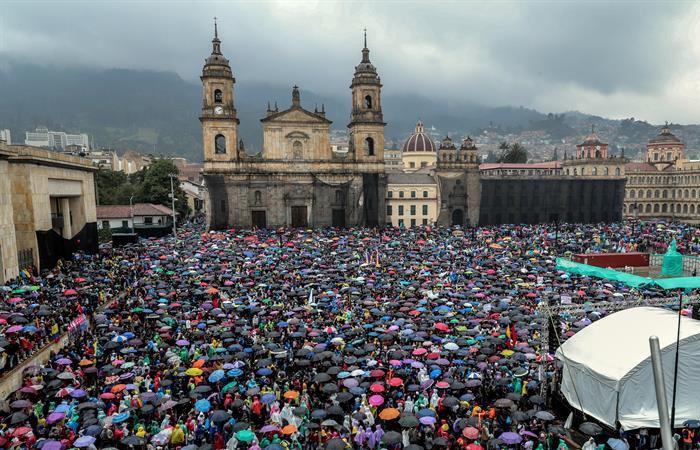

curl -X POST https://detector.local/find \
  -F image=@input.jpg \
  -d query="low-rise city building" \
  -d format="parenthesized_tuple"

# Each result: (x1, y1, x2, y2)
(0, 141, 97, 282)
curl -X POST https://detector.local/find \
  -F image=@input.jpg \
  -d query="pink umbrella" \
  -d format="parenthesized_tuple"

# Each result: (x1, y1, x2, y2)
(369, 395, 384, 406)
(6, 325, 23, 333)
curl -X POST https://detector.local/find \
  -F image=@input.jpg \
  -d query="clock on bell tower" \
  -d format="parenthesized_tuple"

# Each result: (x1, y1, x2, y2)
(200, 19, 239, 162)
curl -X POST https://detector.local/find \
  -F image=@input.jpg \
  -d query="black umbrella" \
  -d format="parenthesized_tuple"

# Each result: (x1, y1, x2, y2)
(399, 414, 420, 428)
(579, 422, 603, 436)
(381, 431, 402, 445)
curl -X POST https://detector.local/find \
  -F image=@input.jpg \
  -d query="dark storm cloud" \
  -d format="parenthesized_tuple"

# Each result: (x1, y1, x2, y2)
(0, 0, 697, 120)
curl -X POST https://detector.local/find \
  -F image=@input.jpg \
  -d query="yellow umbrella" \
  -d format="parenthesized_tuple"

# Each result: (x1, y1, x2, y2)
(185, 367, 203, 377)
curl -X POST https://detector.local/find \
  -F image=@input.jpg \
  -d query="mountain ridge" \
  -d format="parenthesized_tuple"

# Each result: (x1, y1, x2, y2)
(1, 63, 697, 162)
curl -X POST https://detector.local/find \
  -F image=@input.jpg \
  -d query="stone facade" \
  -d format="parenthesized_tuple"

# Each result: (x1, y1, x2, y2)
(385, 173, 440, 227)
(201, 28, 386, 229)
(0, 142, 97, 281)
(623, 126, 700, 223)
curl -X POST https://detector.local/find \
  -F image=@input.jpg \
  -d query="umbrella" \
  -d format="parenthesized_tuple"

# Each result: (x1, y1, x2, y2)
(378, 408, 400, 420)
(535, 411, 555, 421)
(73, 436, 96, 448)
(399, 414, 420, 428)
(195, 399, 211, 412)
(499, 432, 523, 445)
(579, 422, 603, 436)
(325, 438, 349, 450)
(463, 427, 479, 439)
(382, 431, 402, 445)
(235, 429, 255, 443)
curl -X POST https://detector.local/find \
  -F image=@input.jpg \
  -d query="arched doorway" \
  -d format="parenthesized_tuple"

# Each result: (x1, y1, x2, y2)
(451, 209, 464, 226)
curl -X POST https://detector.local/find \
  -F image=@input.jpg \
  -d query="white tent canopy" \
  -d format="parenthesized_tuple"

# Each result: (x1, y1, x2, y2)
(555, 307, 700, 430)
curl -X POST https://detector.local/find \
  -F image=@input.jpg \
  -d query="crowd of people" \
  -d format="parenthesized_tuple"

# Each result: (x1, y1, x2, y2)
(0, 221, 699, 450)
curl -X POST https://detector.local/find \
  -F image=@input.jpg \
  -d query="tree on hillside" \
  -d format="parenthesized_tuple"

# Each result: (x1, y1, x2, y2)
(485, 150, 498, 163)
(97, 169, 135, 205)
(136, 159, 189, 217)
(497, 142, 528, 163)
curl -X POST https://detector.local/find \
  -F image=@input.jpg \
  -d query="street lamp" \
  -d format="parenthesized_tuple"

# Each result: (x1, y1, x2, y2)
(169, 174, 178, 240)
(129, 195, 135, 234)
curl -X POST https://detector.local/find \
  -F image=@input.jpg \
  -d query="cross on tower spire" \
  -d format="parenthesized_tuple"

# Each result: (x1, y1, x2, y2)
(214, 17, 218, 38)
(364, 28, 367, 48)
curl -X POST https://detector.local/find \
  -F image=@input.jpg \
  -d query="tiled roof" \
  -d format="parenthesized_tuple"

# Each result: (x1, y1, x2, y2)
(97, 203, 173, 219)
(479, 162, 561, 170)
(624, 162, 658, 173)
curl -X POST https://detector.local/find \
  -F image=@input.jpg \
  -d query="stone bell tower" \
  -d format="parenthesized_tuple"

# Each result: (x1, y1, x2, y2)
(200, 19, 239, 162)
(348, 30, 385, 162)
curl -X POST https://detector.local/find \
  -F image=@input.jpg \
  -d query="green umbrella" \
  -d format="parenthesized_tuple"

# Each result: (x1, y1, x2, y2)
(222, 381, 238, 393)
(235, 429, 255, 442)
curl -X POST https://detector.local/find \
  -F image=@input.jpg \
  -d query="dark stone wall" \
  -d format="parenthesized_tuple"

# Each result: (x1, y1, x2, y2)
(204, 174, 229, 230)
(36, 222, 98, 272)
(478, 178, 625, 225)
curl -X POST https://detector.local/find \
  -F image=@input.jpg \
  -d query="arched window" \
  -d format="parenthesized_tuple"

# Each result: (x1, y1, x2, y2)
(662, 204, 667, 213)
(615, 167, 621, 176)
(662, 190, 668, 199)
(364, 95, 373, 109)
(573, 168, 578, 175)
(654, 204, 660, 213)
(630, 190, 635, 199)
(655, 190, 660, 198)
(254, 190, 262, 205)
(214, 89, 223, 104)
(691, 205, 696, 214)
(293, 141, 303, 159)
(215, 134, 226, 154)
(605, 167, 609, 175)
(335, 190, 344, 205)
(646, 190, 652, 198)
(592, 167, 597, 175)
(581, 167, 586, 175)
(684, 204, 688, 214)
(646, 204, 652, 213)
(364, 137, 375, 156)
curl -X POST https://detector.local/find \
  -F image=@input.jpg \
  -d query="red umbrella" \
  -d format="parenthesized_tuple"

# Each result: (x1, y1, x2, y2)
(388, 377, 403, 387)
(463, 427, 479, 439)
(63, 289, 78, 296)
(435, 322, 449, 332)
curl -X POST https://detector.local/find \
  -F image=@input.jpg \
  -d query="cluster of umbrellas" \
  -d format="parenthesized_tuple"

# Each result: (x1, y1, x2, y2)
(1, 220, 699, 449)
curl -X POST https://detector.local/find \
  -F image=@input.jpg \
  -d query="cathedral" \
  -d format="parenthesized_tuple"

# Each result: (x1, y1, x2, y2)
(200, 24, 386, 229)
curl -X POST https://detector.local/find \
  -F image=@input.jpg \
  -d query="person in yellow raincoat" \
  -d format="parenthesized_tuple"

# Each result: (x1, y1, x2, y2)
(170, 424, 185, 445)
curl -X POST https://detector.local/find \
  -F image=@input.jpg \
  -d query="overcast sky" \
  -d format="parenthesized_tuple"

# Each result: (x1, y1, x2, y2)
(2, 0, 700, 123)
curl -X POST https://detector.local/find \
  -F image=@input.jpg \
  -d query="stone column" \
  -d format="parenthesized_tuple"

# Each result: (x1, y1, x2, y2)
(61, 197, 72, 238)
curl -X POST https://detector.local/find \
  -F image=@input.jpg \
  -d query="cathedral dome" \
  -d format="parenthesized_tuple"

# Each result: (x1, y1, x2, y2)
(649, 125, 682, 144)
(402, 121, 436, 153)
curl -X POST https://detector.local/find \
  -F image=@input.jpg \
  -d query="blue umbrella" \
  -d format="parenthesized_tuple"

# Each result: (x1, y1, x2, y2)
(228, 368, 243, 377)
(257, 368, 272, 376)
(112, 412, 130, 424)
(208, 370, 225, 383)
(195, 399, 211, 412)
(261, 393, 276, 404)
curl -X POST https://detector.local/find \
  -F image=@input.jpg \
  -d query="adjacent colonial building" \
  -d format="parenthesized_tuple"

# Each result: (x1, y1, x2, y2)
(0, 140, 97, 282)
(624, 125, 700, 223)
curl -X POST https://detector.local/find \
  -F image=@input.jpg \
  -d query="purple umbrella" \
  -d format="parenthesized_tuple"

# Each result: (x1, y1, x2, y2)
(176, 339, 190, 346)
(343, 378, 359, 388)
(55, 358, 72, 365)
(70, 389, 87, 398)
(260, 425, 279, 433)
(73, 436, 96, 448)
(419, 416, 436, 425)
(40, 440, 65, 450)
(46, 412, 66, 424)
(499, 432, 523, 445)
